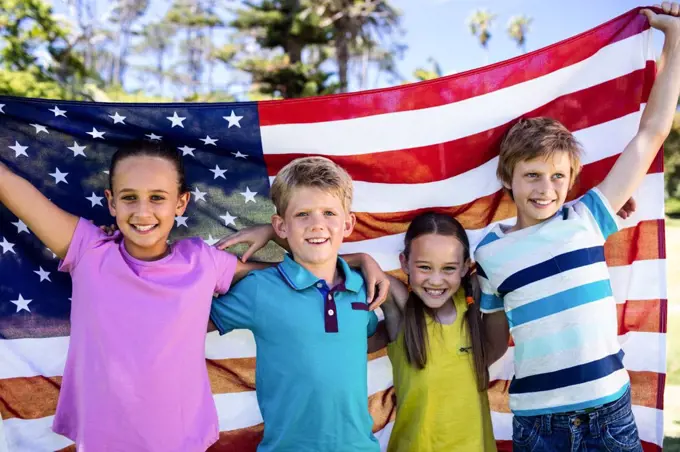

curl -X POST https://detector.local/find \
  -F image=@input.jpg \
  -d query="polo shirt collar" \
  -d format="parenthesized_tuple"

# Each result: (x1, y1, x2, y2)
(277, 254, 363, 292)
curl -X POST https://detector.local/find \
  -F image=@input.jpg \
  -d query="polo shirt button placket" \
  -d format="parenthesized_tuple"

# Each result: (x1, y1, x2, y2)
(324, 291, 339, 333)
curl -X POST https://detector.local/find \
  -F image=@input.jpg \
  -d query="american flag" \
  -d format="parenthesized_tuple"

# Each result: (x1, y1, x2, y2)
(0, 8, 667, 452)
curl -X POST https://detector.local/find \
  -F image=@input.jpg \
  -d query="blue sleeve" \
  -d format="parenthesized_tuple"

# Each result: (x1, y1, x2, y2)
(578, 188, 619, 240)
(476, 266, 504, 314)
(367, 311, 379, 337)
(210, 273, 258, 335)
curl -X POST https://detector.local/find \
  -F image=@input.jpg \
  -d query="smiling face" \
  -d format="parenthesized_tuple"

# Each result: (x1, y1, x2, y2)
(400, 233, 470, 310)
(506, 151, 573, 230)
(272, 186, 355, 272)
(104, 155, 189, 261)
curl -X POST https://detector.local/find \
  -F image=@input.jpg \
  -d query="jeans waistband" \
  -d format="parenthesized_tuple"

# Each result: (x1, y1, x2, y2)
(541, 385, 631, 429)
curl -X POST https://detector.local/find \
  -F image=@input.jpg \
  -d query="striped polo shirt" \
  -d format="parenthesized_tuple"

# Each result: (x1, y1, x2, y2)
(475, 188, 629, 416)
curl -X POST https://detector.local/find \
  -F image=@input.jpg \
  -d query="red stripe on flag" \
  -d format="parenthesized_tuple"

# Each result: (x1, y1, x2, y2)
(263, 65, 654, 182)
(258, 9, 649, 126)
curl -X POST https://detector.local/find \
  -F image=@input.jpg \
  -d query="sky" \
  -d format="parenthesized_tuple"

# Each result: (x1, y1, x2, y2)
(49, 0, 662, 96)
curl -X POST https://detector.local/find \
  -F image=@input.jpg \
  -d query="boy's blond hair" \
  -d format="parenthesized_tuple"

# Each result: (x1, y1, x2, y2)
(270, 156, 353, 216)
(497, 117, 583, 188)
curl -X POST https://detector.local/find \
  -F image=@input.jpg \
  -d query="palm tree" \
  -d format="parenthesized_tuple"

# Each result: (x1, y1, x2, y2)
(304, 0, 402, 92)
(507, 15, 532, 54)
(467, 9, 496, 65)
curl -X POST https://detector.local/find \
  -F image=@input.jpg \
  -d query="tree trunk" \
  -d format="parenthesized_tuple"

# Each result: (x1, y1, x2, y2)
(335, 18, 350, 92)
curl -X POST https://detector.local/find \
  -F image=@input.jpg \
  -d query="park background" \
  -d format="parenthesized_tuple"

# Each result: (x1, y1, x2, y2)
(2, 0, 679, 448)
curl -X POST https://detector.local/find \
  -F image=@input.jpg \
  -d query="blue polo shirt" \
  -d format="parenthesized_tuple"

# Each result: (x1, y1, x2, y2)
(210, 255, 380, 452)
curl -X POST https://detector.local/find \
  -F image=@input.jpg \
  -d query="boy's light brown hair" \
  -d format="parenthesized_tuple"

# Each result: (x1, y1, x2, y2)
(497, 117, 583, 188)
(270, 156, 353, 216)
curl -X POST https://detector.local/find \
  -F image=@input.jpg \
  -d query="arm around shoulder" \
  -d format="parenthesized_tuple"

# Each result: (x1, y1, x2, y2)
(0, 162, 78, 259)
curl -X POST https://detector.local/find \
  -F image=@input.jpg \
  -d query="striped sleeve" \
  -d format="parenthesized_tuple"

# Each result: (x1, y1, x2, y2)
(476, 266, 504, 314)
(576, 188, 619, 240)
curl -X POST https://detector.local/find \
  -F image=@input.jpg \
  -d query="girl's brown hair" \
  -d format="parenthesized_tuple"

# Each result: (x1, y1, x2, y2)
(402, 212, 489, 391)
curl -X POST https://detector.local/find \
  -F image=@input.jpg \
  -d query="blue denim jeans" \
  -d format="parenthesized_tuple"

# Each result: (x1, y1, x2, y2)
(512, 386, 642, 452)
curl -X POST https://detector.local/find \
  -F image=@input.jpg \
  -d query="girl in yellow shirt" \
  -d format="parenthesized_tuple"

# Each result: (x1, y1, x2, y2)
(382, 212, 504, 452)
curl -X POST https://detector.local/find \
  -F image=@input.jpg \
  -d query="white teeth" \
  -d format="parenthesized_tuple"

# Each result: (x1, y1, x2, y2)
(307, 238, 327, 244)
(533, 200, 552, 206)
(133, 224, 156, 231)
(424, 288, 445, 296)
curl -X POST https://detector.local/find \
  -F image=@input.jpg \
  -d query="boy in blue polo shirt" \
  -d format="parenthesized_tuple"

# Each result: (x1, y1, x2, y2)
(210, 156, 380, 452)
(477, 6, 680, 451)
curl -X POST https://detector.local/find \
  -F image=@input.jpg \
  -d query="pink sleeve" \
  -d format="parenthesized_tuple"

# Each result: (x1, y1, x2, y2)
(58, 218, 106, 273)
(207, 246, 238, 294)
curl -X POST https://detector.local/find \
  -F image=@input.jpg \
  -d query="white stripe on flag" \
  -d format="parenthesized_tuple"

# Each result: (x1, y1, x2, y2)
(0, 413, 8, 452)
(2, 416, 71, 452)
(260, 32, 650, 157)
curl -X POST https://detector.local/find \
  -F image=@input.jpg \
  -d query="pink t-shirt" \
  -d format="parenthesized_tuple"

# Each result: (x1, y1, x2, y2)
(55, 218, 237, 451)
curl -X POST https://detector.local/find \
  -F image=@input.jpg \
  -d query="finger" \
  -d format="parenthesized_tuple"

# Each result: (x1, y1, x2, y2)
(672, 2, 679, 15)
(662, 2, 672, 13)
(640, 8, 656, 22)
(629, 198, 637, 213)
(241, 244, 258, 262)
(369, 280, 390, 311)
(215, 234, 243, 250)
(366, 279, 376, 305)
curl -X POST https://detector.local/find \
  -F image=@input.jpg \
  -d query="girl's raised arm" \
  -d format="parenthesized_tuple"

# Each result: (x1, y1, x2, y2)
(0, 162, 78, 259)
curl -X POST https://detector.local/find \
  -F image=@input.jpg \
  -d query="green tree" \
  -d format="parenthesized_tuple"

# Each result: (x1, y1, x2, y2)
(109, 0, 150, 87)
(231, 0, 337, 99)
(507, 14, 532, 54)
(467, 8, 496, 64)
(665, 112, 680, 200)
(304, 0, 402, 92)
(165, 0, 223, 97)
(133, 21, 177, 95)
(413, 57, 443, 81)
(0, 0, 89, 98)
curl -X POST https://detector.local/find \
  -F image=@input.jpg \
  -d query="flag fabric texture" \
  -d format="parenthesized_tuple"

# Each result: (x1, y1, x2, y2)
(0, 8, 667, 452)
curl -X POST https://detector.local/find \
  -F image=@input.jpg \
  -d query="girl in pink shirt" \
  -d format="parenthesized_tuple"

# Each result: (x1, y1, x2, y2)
(0, 141, 385, 451)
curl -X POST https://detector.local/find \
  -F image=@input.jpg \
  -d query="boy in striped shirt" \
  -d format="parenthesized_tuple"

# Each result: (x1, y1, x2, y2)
(476, 5, 680, 451)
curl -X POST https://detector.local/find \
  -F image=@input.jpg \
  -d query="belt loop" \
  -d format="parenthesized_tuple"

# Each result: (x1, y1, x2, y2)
(588, 411, 600, 438)
(542, 414, 552, 434)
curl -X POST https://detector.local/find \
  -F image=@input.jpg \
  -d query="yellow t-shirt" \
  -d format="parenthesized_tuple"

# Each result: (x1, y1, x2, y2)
(386, 290, 497, 452)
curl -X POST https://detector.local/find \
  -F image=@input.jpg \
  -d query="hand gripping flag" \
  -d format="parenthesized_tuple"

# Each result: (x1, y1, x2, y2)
(0, 8, 667, 451)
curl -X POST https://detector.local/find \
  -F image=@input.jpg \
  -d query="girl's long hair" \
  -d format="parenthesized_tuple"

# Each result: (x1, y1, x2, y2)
(402, 212, 489, 391)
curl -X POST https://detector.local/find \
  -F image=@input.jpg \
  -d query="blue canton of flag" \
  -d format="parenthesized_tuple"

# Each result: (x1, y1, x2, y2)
(0, 98, 274, 340)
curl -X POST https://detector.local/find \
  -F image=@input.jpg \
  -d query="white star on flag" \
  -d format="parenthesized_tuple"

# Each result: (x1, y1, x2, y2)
(9, 141, 28, 157)
(191, 187, 207, 202)
(146, 133, 162, 141)
(30, 124, 49, 134)
(49, 106, 67, 117)
(204, 234, 219, 246)
(223, 110, 243, 128)
(109, 112, 126, 124)
(87, 127, 105, 139)
(34, 267, 51, 282)
(10, 294, 32, 313)
(175, 215, 189, 227)
(46, 248, 57, 259)
(178, 145, 195, 157)
(68, 141, 87, 157)
(232, 151, 247, 159)
(200, 135, 218, 146)
(12, 220, 30, 234)
(49, 168, 68, 184)
(0, 104, 5, 113)
(240, 187, 257, 203)
(86, 192, 104, 207)
(167, 112, 186, 128)
(0, 237, 16, 254)
(220, 211, 237, 226)
(210, 165, 227, 179)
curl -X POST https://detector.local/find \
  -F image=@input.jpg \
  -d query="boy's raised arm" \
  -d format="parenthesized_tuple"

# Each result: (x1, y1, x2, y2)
(0, 162, 78, 259)
(599, 6, 680, 212)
